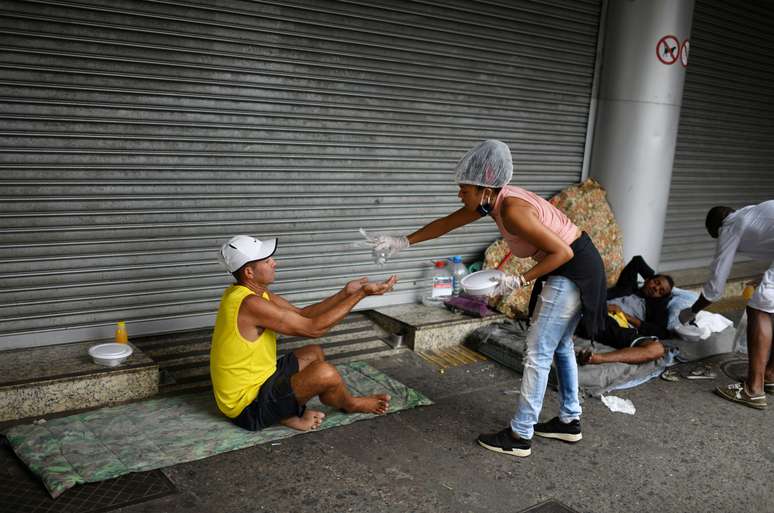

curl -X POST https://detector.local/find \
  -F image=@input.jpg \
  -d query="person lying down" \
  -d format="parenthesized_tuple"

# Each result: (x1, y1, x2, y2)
(575, 256, 674, 367)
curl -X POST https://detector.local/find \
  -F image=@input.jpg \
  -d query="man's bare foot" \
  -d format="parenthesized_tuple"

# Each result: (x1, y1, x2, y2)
(344, 394, 390, 415)
(280, 410, 326, 431)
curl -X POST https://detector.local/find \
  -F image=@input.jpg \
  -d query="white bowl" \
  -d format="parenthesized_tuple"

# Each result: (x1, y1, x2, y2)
(461, 269, 504, 296)
(88, 343, 133, 367)
(674, 323, 711, 342)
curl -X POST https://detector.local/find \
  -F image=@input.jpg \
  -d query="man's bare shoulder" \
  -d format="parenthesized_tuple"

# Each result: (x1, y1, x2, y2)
(241, 291, 296, 317)
(240, 292, 274, 315)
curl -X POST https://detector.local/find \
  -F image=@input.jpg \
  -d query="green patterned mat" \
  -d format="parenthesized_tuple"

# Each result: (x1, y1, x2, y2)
(5, 361, 432, 498)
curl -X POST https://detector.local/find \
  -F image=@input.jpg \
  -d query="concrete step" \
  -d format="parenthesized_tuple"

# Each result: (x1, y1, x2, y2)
(326, 346, 404, 365)
(146, 323, 391, 371)
(144, 311, 398, 395)
(157, 336, 403, 395)
(155, 303, 502, 395)
(0, 341, 158, 423)
(367, 303, 506, 352)
(280, 330, 390, 354)
(155, 351, 210, 370)
(0, 304, 491, 420)
(158, 335, 394, 381)
(145, 339, 211, 360)
(159, 381, 213, 397)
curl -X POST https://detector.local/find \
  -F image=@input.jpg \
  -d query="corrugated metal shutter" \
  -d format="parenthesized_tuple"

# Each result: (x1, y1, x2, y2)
(660, 0, 774, 271)
(0, 0, 601, 348)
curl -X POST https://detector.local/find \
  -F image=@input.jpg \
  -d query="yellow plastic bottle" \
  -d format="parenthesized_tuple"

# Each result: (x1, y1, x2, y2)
(743, 284, 755, 301)
(115, 321, 128, 344)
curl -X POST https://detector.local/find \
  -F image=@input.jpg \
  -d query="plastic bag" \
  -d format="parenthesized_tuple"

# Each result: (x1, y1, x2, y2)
(600, 394, 636, 415)
(732, 310, 748, 354)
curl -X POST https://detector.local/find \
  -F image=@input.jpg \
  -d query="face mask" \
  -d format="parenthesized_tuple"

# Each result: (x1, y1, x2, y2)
(476, 189, 494, 217)
(476, 203, 492, 216)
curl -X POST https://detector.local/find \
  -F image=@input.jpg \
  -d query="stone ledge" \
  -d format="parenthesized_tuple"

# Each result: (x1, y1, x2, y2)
(367, 303, 505, 352)
(0, 341, 158, 423)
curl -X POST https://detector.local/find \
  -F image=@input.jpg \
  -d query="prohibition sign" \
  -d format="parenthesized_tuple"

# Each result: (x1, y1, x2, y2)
(680, 39, 690, 67)
(656, 35, 680, 65)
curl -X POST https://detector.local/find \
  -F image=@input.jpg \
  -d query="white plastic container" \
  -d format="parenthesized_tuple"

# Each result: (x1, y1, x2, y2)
(422, 260, 453, 306)
(450, 256, 468, 296)
(461, 269, 504, 297)
(675, 323, 711, 342)
(88, 343, 133, 367)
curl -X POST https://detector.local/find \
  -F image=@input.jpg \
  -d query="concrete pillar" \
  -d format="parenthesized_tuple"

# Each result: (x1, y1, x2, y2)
(590, 0, 694, 269)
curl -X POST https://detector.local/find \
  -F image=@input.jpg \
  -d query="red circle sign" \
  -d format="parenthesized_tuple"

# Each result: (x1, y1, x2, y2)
(656, 35, 680, 65)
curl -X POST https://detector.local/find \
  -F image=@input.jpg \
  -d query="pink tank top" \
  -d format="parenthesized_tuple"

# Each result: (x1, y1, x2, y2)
(491, 186, 578, 261)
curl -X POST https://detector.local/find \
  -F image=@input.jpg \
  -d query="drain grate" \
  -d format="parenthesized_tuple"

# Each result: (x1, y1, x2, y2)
(417, 345, 488, 369)
(518, 499, 582, 513)
(0, 440, 176, 513)
(720, 357, 748, 382)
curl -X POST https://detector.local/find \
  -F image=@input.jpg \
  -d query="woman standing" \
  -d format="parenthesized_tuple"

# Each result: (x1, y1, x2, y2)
(367, 140, 606, 457)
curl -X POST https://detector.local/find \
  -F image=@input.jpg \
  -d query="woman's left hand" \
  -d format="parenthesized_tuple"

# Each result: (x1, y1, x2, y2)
(492, 273, 527, 295)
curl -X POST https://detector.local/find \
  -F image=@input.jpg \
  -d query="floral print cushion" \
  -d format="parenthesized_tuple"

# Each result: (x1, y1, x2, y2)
(6, 362, 432, 498)
(484, 179, 624, 318)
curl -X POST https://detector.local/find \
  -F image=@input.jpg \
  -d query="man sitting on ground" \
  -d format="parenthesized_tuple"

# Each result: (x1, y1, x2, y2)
(211, 234, 397, 432)
(576, 256, 674, 366)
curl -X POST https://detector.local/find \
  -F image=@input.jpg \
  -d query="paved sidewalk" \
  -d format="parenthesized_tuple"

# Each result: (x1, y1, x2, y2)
(121, 346, 771, 513)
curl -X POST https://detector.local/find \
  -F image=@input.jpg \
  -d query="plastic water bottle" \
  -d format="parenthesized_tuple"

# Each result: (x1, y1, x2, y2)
(372, 247, 388, 266)
(115, 321, 128, 344)
(422, 260, 453, 306)
(450, 256, 468, 296)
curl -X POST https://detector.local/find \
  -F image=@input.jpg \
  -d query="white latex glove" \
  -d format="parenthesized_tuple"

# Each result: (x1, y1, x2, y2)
(491, 273, 527, 295)
(359, 229, 409, 265)
(678, 307, 697, 325)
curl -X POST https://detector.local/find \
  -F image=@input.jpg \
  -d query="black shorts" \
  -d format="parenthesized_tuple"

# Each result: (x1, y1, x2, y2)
(596, 316, 659, 349)
(232, 353, 305, 431)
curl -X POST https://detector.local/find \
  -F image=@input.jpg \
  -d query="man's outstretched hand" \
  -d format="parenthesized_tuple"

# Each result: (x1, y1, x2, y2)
(363, 275, 398, 295)
(345, 277, 368, 295)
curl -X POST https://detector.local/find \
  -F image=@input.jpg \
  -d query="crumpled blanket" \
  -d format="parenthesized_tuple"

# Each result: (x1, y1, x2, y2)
(466, 321, 674, 397)
(4, 362, 432, 499)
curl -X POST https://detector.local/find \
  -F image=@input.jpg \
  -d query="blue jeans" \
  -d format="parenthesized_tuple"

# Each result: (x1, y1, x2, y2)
(510, 275, 582, 439)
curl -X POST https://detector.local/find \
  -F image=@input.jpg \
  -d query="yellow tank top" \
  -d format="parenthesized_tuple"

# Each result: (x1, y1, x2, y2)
(210, 285, 277, 418)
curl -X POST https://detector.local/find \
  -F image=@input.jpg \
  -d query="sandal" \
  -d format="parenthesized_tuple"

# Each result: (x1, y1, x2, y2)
(660, 369, 680, 382)
(575, 348, 593, 366)
(714, 383, 767, 410)
(686, 365, 717, 380)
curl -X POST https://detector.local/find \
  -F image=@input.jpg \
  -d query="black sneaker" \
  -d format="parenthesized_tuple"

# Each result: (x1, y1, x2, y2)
(477, 428, 531, 457)
(534, 417, 582, 443)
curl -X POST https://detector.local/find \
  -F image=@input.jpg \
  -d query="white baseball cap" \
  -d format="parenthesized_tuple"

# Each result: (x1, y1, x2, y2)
(218, 235, 277, 273)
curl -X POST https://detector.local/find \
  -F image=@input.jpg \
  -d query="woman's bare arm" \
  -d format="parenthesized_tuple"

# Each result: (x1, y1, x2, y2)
(406, 207, 482, 245)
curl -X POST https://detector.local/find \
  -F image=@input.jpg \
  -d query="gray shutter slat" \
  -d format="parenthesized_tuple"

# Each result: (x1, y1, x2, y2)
(0, 0, 600, 347)
(659, 0, 774, 272)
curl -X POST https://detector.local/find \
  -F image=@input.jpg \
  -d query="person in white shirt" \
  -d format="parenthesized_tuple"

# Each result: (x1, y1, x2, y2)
(679, 201, 774, 409)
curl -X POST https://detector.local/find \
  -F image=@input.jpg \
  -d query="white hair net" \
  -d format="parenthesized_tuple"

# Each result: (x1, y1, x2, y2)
(453, 139, 513, 188)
